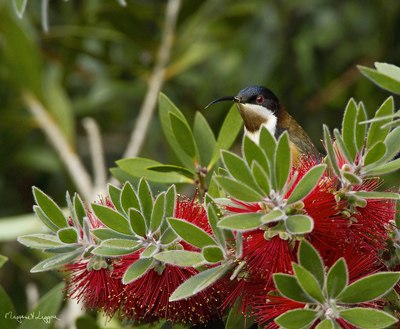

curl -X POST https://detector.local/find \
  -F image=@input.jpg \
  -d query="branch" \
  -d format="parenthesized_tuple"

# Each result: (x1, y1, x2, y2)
(82, 117, 107, 196)
(23, 92, 93, 201)
(119, 0, 182, 161)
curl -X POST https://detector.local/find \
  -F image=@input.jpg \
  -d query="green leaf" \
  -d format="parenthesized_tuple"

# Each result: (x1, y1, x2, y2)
(91, 228, 136, 241)
(165, 185, 176, 218)
(218, 212, 264, 231)
(251, 162, 271, 195)
(243, 135, 270, 172)
(19, 282, 65, 329)
(0, 285, 16, 329)
(355, 102, 367, 153)
(31, 249, 82, 272)
(342, 172, 363, 185)
(221, 150, 262, 193)
(323, 125, 340, 176)
(122, 258, 154, 284)
(275, 309, 318, 329)
(285, 215, 314, 235)
(33, 206, 58, 232)
(91, 245, 139, 257)
(138, 178, 153, 228)
(261, 209, 285, 223)
(57, 228, 79, 244)
(341, 99, 358, 162)
(207, 174, 222, 198)
(193, 111, 216, 167)
(160, 227, 178, 245)
(209, 104, 242, 169)
(214, 176, 264, 202)
(259, 126, 277, 165)
(370, 126, 400, 166)
(117, 158, 193, 184)
(18, 234, 63, 249)
(273, 273, 315, 303)
(91, 204, 133, 235)
(316, 319, 336, 329)
(375, 62, 400, 81)
(169, 264, 231, 301)
(333, 129, 354, 166)
(326, 258, 348, 299)
(141, 245, 158, 258)
(120, 182, 140, 215)
(169, 112, 198, 160)
(358, 65, 400, 95)
(129, 208, 147, 237)
(44, 245, 81, 254)
(202, 246, 224, 263)
(275, 132, 291, 191)
(339, 308, 398, 329)
(366, 97, 394, 150)
(351, 191, 399, 199)
(0, 7, 43, 100)
(364, 142, 386, 166)
(205, 196, 225, 247)
(168, 218, 217, 248)
(101, 239, 141, 249)
(151, 192, 165, 232)
(33, 187, 68, 229)
(364, 158, 400, 176)
(286, 164, 326, 205)
(298, 240, 325, 289)
(73, 194, 86, 228)
(159, 93, 196, 172)
(155, 250, 204, 267)
(147, 165, 195, 179)
(292, 263, 325, 303)
(338, 272, 400, 303)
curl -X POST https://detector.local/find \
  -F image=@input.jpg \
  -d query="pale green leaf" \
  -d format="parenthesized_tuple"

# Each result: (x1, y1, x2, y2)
(168, 218, 217, 248)
(123, 258, 154, 284)
(155, 250, 204, 267)
(275, 309, 318, 329)
(218, 212, 264, 231)
(286, 164, 326, 205)
(193, 111, 216, 167)
(209, 105, 242, 169)
(285, 215, 314, 235)
(339, 308, 398, 329)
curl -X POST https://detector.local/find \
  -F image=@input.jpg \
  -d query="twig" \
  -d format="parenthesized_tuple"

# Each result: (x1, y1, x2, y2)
(23, 92, 93, 201)
(82, 117, 107, 196)
(119, 0, 182, 161)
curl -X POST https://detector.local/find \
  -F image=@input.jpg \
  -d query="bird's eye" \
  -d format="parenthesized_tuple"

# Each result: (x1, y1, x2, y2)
(256, 95, 264, 104)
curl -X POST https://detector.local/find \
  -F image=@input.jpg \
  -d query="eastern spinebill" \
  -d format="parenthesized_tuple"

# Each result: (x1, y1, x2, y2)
(205, 85, 318, 164)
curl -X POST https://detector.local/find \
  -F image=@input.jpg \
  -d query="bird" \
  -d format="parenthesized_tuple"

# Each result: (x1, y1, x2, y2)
(205, 85, 318, 165)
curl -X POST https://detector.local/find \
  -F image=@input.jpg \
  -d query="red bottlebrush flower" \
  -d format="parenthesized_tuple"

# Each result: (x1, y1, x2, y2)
(62, 258, 123, 319)
(109, 195, 225, 325)
(112, 253, 223, 324)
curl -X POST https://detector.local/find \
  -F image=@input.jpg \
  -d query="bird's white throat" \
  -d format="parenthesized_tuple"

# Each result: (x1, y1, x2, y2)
(238, 103, 277, 144)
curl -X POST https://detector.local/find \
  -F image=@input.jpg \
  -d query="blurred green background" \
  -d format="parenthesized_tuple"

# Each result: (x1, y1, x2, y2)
(0, 0, 399, 325)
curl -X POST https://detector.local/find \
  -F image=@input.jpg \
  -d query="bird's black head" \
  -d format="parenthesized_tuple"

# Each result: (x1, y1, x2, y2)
(236, 86, 280, 113)
(205, 85, 280, 114)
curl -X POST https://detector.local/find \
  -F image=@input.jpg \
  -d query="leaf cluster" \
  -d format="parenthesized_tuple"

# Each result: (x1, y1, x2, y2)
(274, 240, 400, 329)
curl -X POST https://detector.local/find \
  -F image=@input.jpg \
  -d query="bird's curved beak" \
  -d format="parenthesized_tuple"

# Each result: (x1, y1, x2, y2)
(205, 96, 241, 109)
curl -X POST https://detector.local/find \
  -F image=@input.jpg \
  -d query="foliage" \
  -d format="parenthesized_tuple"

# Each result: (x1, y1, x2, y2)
(16, 62, 400, 328)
